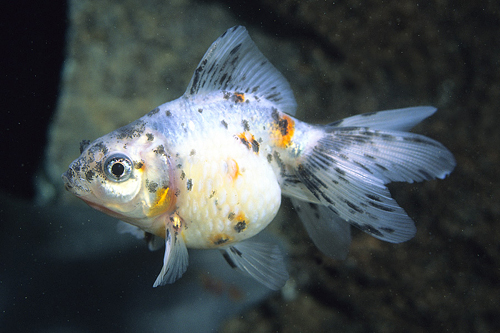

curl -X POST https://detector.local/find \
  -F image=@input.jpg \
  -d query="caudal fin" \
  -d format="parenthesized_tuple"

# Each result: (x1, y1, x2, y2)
(287, 107, 455, 247)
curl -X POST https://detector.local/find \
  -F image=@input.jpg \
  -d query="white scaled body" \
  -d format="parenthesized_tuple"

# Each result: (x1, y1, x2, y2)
(174, 128, 281, 248)
(62, 26, 455, 290)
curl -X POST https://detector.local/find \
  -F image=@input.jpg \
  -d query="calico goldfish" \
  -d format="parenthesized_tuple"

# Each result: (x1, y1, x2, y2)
(62, 26, 455, 290)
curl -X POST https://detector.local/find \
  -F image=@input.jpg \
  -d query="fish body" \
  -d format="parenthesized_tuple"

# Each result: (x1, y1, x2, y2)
(62, 26, 455, 289)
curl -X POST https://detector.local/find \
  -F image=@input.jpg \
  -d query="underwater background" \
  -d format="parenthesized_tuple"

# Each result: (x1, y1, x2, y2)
(1, 0, 498, 332)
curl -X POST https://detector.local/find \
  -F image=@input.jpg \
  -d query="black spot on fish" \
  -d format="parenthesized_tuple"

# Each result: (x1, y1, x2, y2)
(214, 235, 229, 245)
(334, 167, 346, 176)
(278, 118, 289, 136)
(366, 194, 382, 202)
(190, 58, 207, 95)
(222, 253, 237, 268)
(146, 133, 154, 141)
(273, 151, 286, 176)
(345, 200, 363, 213)
(228, 212, 235, 221)
(266, 92, 281, 101)
(234, 221, 246, 233)
(219, 73, 227, 86)
(271, 108, 279, 122)
(147, 181, 159, 193)
(338, 176, 349, 184)
(190, 149, 196, 156)
(198, 108, 203, 113)
(354, 160, 372, 174)
(153, 145, 167, 156)
(241, 119, 250, 131)
(147, 107, 160, 117)
(267, 154, 273, 163)
(368, 201, 396, 212)
(364, 153, 376, 160)
(89, 141, 109, 156)
(230, 246, 242, 256)
(349, 221, 383, 237)
(221, 120, 228, 129)
(229, 43, 242, 55)
(180, 171, 185, 180)
(115, 120, 146, 140)
(186, 179, 193, 191)
(403, 136, 440, 147)
(135, 160, 144, 169)
(166, 110, 172, 117)
(251, 139, 259, 153)
(79, 140, 90, 154)
(380, 227, 395, 233)
(85, 170, 95, 182)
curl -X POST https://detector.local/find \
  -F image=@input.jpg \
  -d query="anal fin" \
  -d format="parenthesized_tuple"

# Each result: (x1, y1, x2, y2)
(222, 240, 289, 290)
(290, 198, 351, 260)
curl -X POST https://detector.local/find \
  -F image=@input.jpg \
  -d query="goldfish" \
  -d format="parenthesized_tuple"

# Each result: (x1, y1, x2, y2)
(62, 26, 455, 290)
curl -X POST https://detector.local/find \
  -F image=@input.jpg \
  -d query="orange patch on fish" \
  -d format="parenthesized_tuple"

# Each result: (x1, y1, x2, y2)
(233, 92, 245, 103)
(210, 233, 233, 246)
(227, 158, 241, 180)
(271, 113, 295, 148)
(235, 132, 260, 153)
(147, 187, 175, 217)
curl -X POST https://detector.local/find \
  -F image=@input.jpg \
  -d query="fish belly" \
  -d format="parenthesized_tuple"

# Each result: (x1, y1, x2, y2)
(174, 133, 281, 249)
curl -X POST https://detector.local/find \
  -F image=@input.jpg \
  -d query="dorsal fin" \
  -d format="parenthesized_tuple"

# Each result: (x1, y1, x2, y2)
(184, 26, 297, 115)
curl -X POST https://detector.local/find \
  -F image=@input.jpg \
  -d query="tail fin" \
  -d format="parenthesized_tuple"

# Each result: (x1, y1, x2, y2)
(288, 106, 455, 248)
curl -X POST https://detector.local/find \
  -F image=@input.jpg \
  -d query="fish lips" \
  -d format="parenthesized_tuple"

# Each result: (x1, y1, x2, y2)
(62, 168, 90, 195)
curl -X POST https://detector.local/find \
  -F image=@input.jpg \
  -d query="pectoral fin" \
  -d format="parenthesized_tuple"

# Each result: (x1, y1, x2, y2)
(153, 226, 189, 287)
(222, 240, 289, 290)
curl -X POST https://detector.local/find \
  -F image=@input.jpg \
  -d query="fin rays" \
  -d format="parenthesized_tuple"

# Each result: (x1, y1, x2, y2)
(183, 25, 297, 115)
(222, 241, 289, 290)
(289, 107, 455, 244)
(153, 227, 189, 287)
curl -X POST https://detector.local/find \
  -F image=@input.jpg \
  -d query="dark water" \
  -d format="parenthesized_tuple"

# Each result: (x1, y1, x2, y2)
(1, 1, 499, 332)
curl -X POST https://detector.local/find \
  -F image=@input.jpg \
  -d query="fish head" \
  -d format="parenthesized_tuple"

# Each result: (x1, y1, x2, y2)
(62, 120, 177, 228)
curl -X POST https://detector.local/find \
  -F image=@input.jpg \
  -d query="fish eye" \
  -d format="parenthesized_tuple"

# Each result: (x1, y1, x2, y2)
(104, 153, 133, 182)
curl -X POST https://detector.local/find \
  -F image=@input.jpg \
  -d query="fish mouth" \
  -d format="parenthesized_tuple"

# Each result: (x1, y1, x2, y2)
(62, 169, 74, 190)
(62, 172, 73, 191)
(62, 168, 89, 195)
